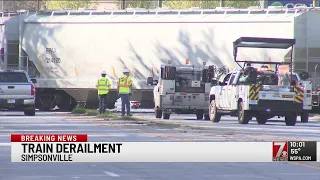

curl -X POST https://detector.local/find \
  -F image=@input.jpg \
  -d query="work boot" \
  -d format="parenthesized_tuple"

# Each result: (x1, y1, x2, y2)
(127, 113, 133, 116)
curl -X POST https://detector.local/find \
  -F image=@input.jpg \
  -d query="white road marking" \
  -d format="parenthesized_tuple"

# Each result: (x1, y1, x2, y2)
(0, 130, 90, 132)
(88, 134, 128, 137)
(0, 143, 11, 146)
(0, 124, 99, 126)
(104, 171, 120, 177)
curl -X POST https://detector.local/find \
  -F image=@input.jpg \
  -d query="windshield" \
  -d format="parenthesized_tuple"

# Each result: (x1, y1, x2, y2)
(0, 72, 28, 83)
(175, 69, 205, 93)
(278, 74, 299, 87)
(238, 71, 298, 86)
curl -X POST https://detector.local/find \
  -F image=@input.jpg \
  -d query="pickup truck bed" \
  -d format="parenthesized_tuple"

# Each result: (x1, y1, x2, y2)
(0, 70, 36, 116)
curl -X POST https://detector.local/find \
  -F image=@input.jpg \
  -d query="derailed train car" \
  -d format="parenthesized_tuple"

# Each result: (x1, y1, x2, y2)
(3, 7, 320, 111)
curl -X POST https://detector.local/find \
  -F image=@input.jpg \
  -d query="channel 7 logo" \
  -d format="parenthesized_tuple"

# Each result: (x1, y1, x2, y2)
(272, 142, 288, 161)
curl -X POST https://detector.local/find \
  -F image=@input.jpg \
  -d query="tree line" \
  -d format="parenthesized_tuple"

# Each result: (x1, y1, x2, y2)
(0, 0, 261, 11)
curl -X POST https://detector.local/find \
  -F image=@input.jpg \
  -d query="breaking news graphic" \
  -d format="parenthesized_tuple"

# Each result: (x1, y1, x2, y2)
(11, 134, 319, 162)
(9, 134, 278, 162)
(272, 141, 317, 162)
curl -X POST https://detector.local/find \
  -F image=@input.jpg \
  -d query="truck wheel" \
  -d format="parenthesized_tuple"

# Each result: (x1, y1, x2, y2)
(163, 113, 170, 120)
(155, 109, 162, 118)
(209, 100, 221, 122)
(24, 109, 35, 116)
(238, 101, 251, 124)
(204, 114, 210, 120)
(300, 110, 309, 123)
(285, 114, 297, 126)
(256, 116, 267, 125)
(196, 110, 204, 120)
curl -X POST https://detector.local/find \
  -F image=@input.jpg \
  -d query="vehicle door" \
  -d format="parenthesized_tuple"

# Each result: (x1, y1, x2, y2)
(225, 73, 237, 109)
(219, 73, 231, 109)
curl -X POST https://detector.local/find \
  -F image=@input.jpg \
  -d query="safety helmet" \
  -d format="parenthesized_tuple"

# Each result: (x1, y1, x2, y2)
(101, 71, 106, 75)
(123, 69, 129, 73)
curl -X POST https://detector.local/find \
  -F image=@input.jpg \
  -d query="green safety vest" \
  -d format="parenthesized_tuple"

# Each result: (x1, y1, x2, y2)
(117, 76, 133, 94)
(96, 77, 110, 95)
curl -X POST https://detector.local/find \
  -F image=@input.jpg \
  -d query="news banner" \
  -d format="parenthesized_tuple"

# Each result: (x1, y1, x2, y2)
(10, 134, 320, 162)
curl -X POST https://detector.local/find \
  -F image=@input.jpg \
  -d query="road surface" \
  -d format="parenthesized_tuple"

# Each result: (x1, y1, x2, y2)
(0, 111, 319, 180)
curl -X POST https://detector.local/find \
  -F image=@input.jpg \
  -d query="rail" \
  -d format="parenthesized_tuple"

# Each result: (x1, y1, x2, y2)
(28, 7, 320, 18)
(0, 11, 28, 18)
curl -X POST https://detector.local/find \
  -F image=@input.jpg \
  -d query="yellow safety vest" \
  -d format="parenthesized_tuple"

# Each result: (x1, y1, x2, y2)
(117, 76, 133, 94)
(96, 77, 111, 95)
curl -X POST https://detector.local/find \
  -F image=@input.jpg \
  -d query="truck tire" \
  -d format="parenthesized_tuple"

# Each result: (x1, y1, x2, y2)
(204, 114, 210, 120)
(24, 109, 35, 116)
(256, 116, 267, 125)
(163, 113, 170, 120)
(238, 101, 251, 124)
(285, 114, 297, 126)
(300, 110, 309, 123)
(155, 109, 162, 118)
(209, 100, 221, 122)
(196, 110, 204, 120)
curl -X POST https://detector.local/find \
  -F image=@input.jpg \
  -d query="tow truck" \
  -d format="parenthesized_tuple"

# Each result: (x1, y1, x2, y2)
(147, 60, 227, 120)
(208, 37, 312, 126)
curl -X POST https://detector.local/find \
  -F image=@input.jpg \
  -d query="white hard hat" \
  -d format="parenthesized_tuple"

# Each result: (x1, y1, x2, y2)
(101, 71, 106, 74)
(123, 69, 129, 73)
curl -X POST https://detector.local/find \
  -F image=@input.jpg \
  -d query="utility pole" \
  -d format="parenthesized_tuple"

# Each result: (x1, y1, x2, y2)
(121, 0, 125, 10)
(158, 0, 162, 8)
(37, 0, 40, 11)
(260, 0, 267, 8)
(220, 0, 224, 7)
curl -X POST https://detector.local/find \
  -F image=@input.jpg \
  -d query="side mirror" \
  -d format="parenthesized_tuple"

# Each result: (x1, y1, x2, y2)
(31, 78, 37, 84)
(147, 77, 157, 85)
(299, 72, 309, 81)
(211, 79, 218, 86)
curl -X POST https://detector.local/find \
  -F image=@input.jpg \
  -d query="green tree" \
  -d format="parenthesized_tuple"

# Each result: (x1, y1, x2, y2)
(43, 0, 97, 10)
(224, 0, 259, 8)
(115, 0, 158, 9)
(116, 0, 260, 10)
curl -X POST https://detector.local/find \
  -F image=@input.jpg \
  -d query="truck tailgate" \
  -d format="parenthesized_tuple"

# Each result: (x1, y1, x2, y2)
(0, 83, 32, 97)
(162, 92, 209, 108)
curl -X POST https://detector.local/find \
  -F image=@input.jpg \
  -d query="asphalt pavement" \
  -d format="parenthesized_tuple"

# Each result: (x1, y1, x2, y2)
(0, 111, 319, 180)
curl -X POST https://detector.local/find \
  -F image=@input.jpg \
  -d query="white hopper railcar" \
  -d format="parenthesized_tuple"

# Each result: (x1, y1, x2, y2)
(4, 7, 320, 111)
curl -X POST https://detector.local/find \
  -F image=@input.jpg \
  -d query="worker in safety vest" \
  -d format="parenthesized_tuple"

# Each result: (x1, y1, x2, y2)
(96, 71, 111, 114)
(117, 69, 133, 116)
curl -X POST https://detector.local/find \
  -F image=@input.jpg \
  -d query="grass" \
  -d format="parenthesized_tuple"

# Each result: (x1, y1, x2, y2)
(71, 107, 87, 114)
(85, 109, 100, 116)
(71, 107, 138, 120)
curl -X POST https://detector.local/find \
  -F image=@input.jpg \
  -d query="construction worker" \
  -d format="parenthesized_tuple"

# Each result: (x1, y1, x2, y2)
(96, 71, 111, 114)
(239, 64, 257, 84)
(117, 69, 133, 116)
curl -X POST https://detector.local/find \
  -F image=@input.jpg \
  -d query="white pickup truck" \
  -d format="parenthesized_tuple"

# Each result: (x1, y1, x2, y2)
(208, 37, 312, 126)
(208, 69, 312, 126)
(0, 70, 37, 116)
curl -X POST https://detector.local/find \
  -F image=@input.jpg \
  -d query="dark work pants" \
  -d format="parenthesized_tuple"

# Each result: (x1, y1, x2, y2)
(99, 94, 109, 113)
(119, 94, 130, 115)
